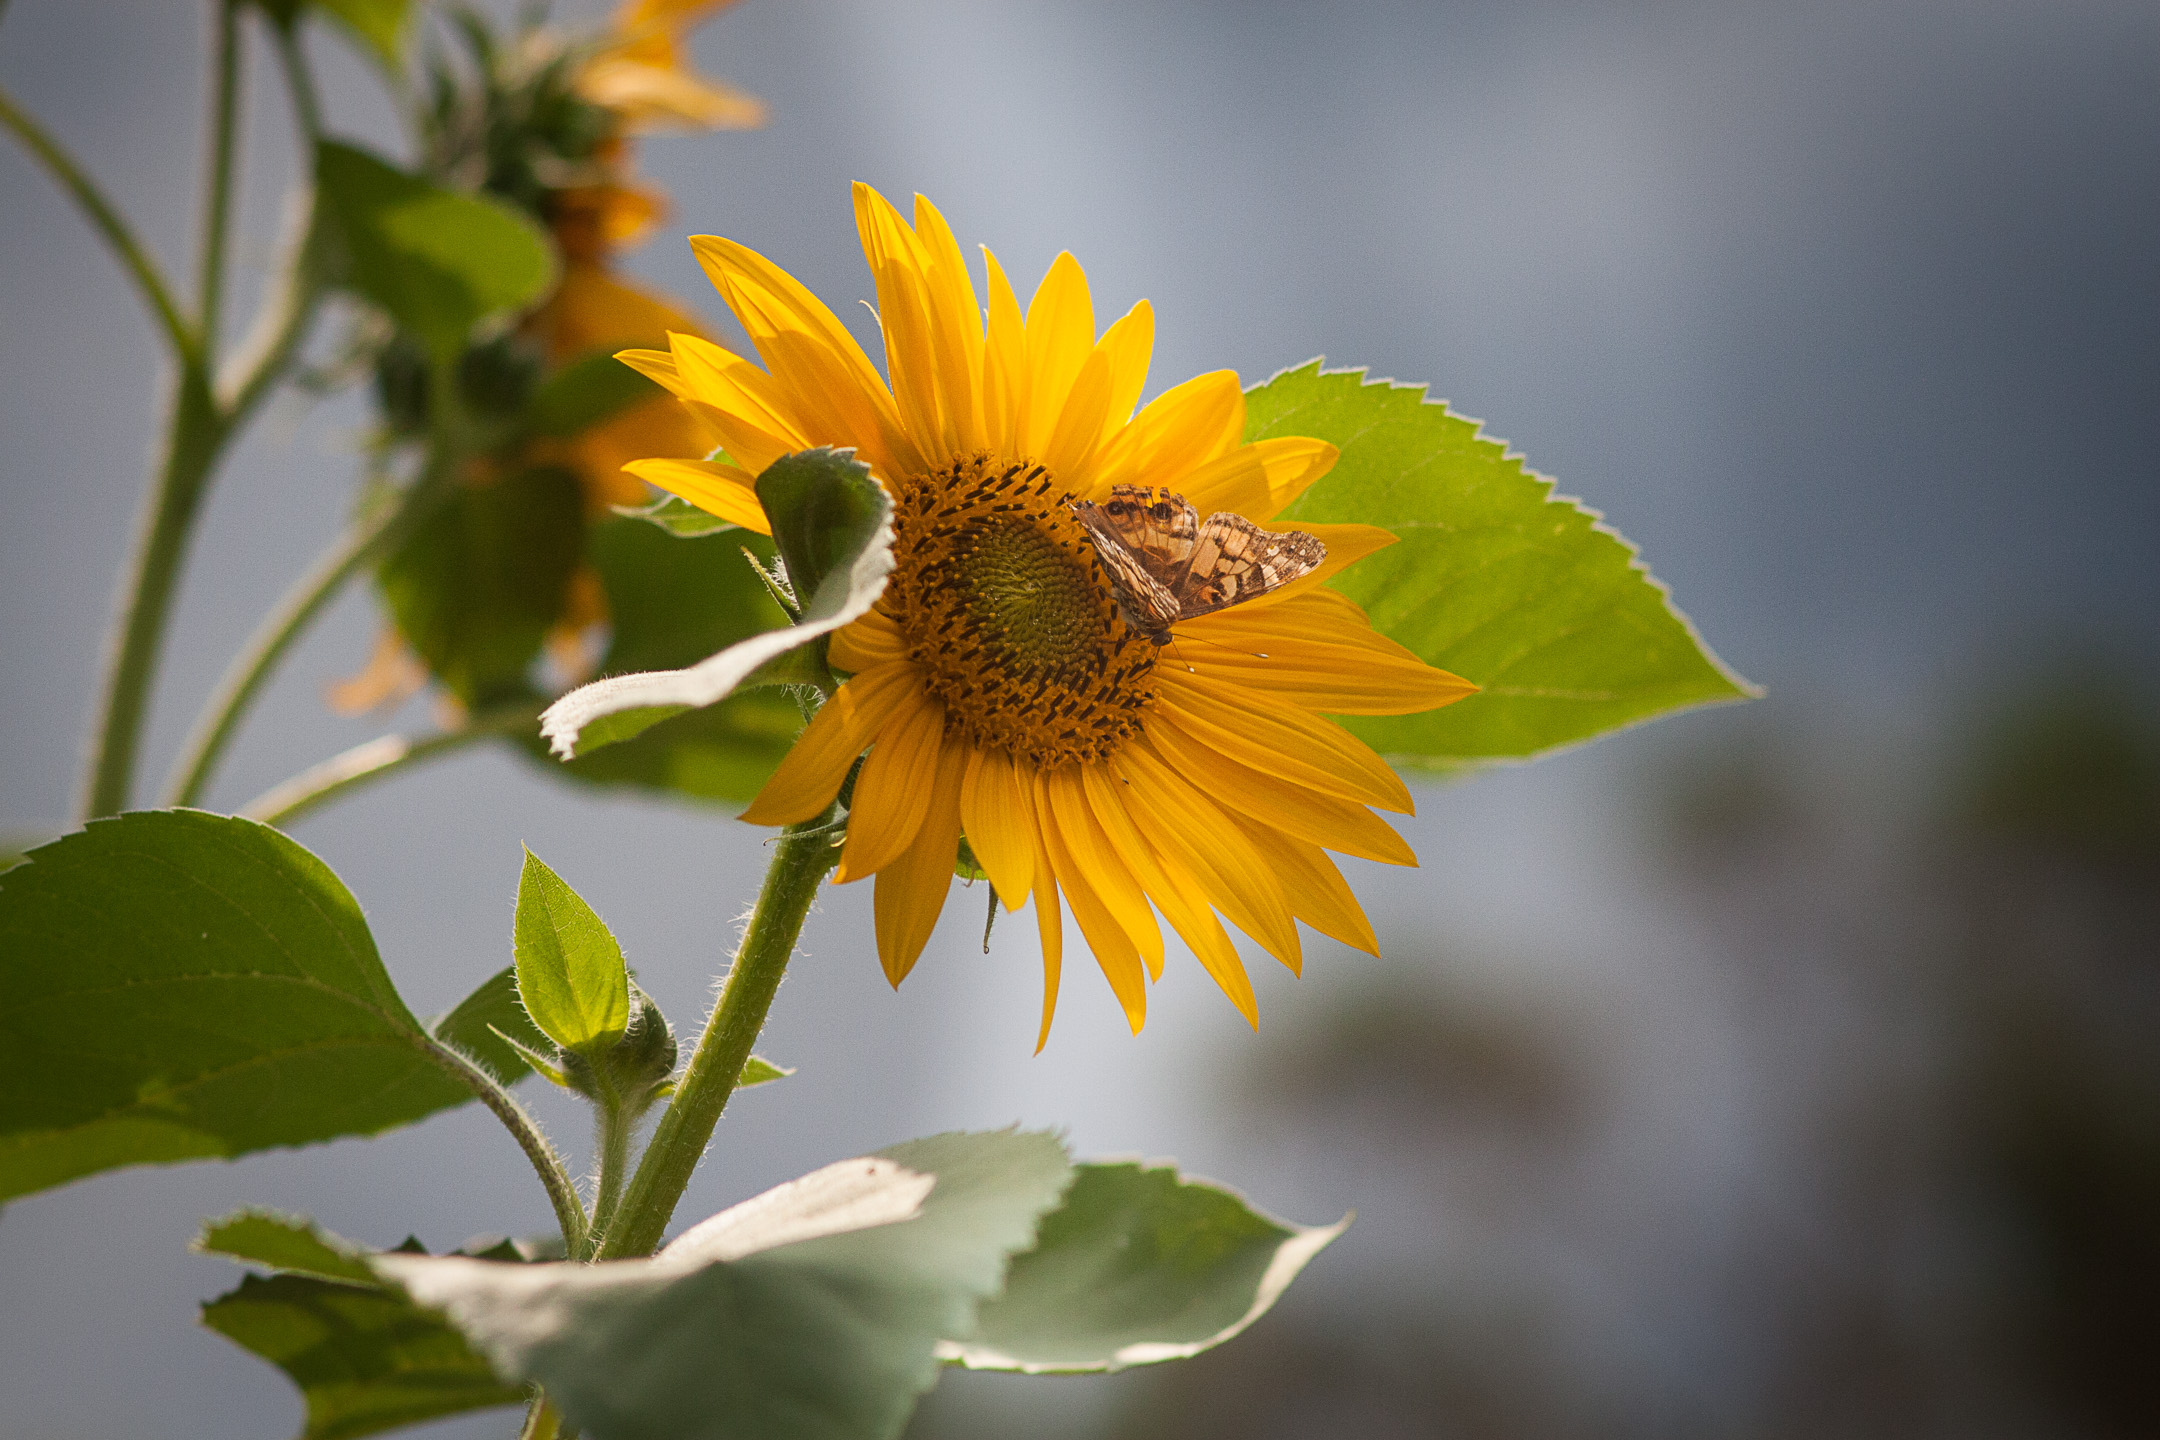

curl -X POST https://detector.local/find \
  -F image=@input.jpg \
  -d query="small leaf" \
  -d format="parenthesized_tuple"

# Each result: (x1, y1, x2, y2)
(527, 349, 663, 440)
(613, 492, 742, 538)
(738, 1055, 792, 1087)
(314, 141, 554, 363)
(487, 1025, 571, 1088)
(249, 1, 414, 70)
(200, 1214, 522, 1440)
(1249, 362, 1756, 767)
(429, 966, 552, 1085)
(377, 465, 585, 706)
(197, 1209, 380, 1287)
(512, 850, 629, 1053)
(540, 449, 894, 759)
(375, 1130, 1074, 1440)
(941, 1161, 1347, 1373)
(0, 813, 471, 1203)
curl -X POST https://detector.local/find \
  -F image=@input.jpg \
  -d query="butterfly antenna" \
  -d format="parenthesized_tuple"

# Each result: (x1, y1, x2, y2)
(1166, 629, 1270, 664)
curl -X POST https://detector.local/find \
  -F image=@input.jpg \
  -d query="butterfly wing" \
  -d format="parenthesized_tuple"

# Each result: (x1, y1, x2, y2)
(1169, 513, 1327, 619)
(1071, 487, 1189, 639)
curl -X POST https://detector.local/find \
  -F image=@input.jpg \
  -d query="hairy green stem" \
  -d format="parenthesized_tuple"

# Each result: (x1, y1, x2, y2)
(164, 468, 454, 808)
(597, 812, 840, 1259)
(196, 0, 243, 359)
(419, 1035, 588, 1259)
(238, 701, 539, 827)
(517, 1396, 563, 1440)
(586, 1096, 637, 1260)
(0, 85, 196, 359)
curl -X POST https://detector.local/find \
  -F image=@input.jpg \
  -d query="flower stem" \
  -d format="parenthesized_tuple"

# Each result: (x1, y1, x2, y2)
(81, 373, 229, 818)
(585, 1095, 637, 1259)
(418, 1034, 589, 1259)
(238, 701, 540, 827)
(196, 0, 243, 360)
(163, 469, 454, 809)
(0, 84, 196, 360)
(596, 810, 840, 1259)
(517, 1396, 562, 1440)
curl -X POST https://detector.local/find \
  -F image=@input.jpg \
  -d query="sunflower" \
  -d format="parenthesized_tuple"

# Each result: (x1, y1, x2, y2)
(617, 185, 1476, 1044)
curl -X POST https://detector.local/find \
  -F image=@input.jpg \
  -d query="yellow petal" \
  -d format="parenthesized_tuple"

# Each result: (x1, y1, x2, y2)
(621, 457, 771, 534)
(1227, 812, 1379, 957)
(1091, 368, 1245, 497)
(1155, 667, 1412, 812)
(829, 608, 908, 673)
(1094, 300, 1154, 449)
(1020, 251, 1095, 458)
(959, 748, 1036, 909)
(1143, 712, 1417, 867)
(853, 184, 950, 460)
(911, 193, 989, 452)
(1040, 347, 1114, 481)
(1036, 769, 1148, 1033)
(835, 688, 944, 882)
(1112, 738, 1303, 972)
(1044, 767, 1164, 981)
(871, 732, 966, 986)
(980, 246, 1029, 457)
(1179, 615, 1477, 716)
(1175, 437, 1339, 522)
(739, 663, 918, 826)
(1019, 775, 1064, 1052)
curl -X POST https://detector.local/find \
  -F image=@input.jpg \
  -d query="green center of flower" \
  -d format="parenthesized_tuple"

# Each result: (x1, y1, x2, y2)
(884, 455, 1156, 769)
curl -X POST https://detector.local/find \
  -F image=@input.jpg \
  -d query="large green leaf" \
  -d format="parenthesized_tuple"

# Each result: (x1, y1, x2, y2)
(942, 1161, 1346, 1373)
(378, 465, 585, 706)
(377, 1131, 1074, 1440)
(512, 850, 628, 1053)
(539, 449, 893, 759)
(1249, 362, 1755, 767)
(200, 1213, 524, 1440)
(0, 812, 472, 1202)
(314, 141, 554, 363)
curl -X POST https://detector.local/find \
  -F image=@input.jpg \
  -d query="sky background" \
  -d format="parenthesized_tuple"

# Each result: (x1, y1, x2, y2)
(2, 1, 2156, 1436)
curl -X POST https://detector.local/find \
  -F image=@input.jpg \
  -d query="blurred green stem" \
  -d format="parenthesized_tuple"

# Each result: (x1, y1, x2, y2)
(196, 0, 243, 359)
(596, 809, 841, 1259)
(237, 701, 539, 827)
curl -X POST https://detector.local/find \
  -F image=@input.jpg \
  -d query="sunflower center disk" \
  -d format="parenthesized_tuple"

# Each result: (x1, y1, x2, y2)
(886, 455, 1157, 769)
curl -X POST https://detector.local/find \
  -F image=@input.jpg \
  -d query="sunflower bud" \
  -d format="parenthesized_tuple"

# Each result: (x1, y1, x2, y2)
(558, 982, 677, 1118)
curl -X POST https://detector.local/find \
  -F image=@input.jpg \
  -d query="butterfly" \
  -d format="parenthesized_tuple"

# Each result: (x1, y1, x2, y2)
(1069, 484, 1326, 646)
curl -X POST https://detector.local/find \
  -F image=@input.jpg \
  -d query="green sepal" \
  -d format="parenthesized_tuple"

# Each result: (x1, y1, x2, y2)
(612, 493, 740, 538)
(539, 448, 894, 759)
(1249, 362, 1756, 768)
(487, 1025, 570, 1089)
(738, 1055, 792, 1088)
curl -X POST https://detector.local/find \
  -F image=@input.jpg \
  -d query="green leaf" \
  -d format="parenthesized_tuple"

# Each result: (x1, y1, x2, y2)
(200, 1213, 523, 1440)
(430, 965, 552, 1086)
(378, 465, 585, 706)
(512, 850, 629, 1053)
(738, 1055, 791, 1087)
(198, 1209, 383, 1286)
(539, 449, 894, 759)
(314, 141, 554, 363)
(376, 1130, 1074, 1440)
(526, 349, 664, 440)
(250, 1, 415, 70)
(942, 1161, 1346, 1373)
(613, 492, 741, 538)
(0, 813, 472, 1203)
(1249, 362, 1756, 767)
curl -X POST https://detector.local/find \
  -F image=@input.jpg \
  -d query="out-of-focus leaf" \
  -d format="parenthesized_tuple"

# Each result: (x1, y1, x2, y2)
(526, 349, 663, 440)
(0, 813, 470, 1202)
(378, 466, 584, 706)
(199, 1212, 523, 1440)
(511, 850, 628, 1053)
(613, 492, 740, 538)
(942, 1161, 1347, 1373)
(538, 449, 892, 759)
(314, 141, 553, 363)
(376, 1131, 1074, 1440)
(429, 965, 550, 1086)
(1249, 362, 1755, 768)
(250, 1, 415, 70)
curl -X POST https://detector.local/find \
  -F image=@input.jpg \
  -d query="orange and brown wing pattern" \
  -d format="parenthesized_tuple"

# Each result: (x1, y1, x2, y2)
(1169, 513, 1326, 618)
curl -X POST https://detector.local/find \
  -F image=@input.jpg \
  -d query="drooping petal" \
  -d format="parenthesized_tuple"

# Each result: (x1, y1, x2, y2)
(959, 748, 1036, 910)
(835, 688, 945, 881)
(1035, 769, 1148, 1032)
(1225, 812, 1380, 957)
(1044, 767, 1164, 982)
(1143, 712, 1418, 867)
(621, 457, 771, 533)
(871, 732, 966, 985)
(739, 662, 918, 826)
(1017, 776, 1064, 1053)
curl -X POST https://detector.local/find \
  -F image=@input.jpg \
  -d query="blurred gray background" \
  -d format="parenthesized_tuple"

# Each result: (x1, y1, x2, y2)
(3, 1, 2158, 1436)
